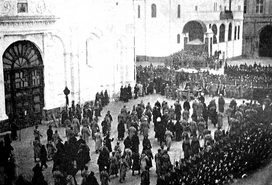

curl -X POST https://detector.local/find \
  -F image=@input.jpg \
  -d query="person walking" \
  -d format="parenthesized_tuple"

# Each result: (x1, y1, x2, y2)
(40, 145, 48, 169)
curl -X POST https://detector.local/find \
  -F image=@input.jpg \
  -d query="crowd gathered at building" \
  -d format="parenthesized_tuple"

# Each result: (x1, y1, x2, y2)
(1, 68, 272, 185)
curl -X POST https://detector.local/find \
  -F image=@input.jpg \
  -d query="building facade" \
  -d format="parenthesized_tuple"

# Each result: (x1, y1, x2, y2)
(134, 0, 244, 61)
(0, 0, 135, 130)
(243, 0, 272, 58)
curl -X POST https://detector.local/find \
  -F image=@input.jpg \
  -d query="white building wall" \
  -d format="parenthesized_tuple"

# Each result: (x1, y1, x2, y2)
(0, 0, 136, 122)
(135, 0, 244, 59)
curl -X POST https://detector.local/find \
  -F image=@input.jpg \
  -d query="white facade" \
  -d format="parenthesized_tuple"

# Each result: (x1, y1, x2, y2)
(134, 0, 244, 59)
(0, 0, 135, 125)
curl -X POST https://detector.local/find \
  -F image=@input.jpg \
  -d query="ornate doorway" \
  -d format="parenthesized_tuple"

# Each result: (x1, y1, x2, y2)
(3, 40, 44, 128)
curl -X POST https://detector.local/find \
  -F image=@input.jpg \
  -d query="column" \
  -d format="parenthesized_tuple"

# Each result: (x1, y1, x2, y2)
(0, 35, 8, 121)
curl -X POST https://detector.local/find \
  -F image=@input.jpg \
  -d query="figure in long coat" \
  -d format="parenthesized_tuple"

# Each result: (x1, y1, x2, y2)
(218, 94, 225, 113)
(91, 118, 100, 139)
(154, 149, 162, 175)
(109, 152, 119, 177)
(140, 118, 149, 137)
(174, 121, 183, 141)
(132, 152, 141, 175)
(118, 120, 126, 141)
(94, 132, 102, 153)
(164, 130, 173, 151)
(33, 138, 42, 162)
(119, 156, 129, 183)
(81, 125, 91, 144)
(71, 117, 80, 135)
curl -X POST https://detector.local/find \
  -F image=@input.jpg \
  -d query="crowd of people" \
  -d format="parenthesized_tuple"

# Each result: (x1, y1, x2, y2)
(136, 63, 272, 102)
(1, 61, 272, 185)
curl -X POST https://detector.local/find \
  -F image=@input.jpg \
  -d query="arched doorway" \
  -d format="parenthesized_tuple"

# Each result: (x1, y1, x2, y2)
(3, 40, 44, 127)
(183, 20, 207, 42)
(259, 25, 272, 57)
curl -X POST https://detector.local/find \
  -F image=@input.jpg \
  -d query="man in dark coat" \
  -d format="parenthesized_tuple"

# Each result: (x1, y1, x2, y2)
(117, 120, 125, 141)
(47, 125, 53, 142)
(124, 135, 132, 149)
(174, 121, 183, 141)
(104, 134, 114, 152)
(174, 100, 182, 121)
(131, 133, 140, 153)
(128, 84, 132, 99)
(85, 171, 99, 185)
(183, 99, 191, 111)
(218, 94, 225, 113)
(141, 166, 150, 185)
(97, 145, 110, 173)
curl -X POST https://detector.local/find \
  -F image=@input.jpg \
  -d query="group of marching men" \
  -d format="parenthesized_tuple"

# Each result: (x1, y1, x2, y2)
(92, 92, 229, 185)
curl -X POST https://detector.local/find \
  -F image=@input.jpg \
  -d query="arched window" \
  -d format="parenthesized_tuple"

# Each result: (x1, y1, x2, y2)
(138, 5, 141, 18)
(151, 4, 156, 18)
(228, 23, 232, 41)
(256, 0, 264, 13)
(177, 5, 181, 18)
(212, 24, 217, 44)
(219, 24, 225, 43)
(238, 26, 240, 39)
(234, 26, 237, 40)
(177, 34, 180, 43)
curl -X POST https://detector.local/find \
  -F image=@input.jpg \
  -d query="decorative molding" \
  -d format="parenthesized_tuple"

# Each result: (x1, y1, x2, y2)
(0, 15, 57, 28)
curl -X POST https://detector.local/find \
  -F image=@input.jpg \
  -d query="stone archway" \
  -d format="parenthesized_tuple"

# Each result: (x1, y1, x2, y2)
(259, 25, 272, 57)
(183, 20, 207, 42)
(3, 40, 44, 127)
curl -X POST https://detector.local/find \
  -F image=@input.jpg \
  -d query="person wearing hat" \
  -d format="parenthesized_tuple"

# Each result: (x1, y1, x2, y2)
(165, 129, 173, 151)
(109, 152, 119, 177)
(140, 116, 149, 137)
(131, 132, 140, 153)
(141, 166, 150, 185)
(104, 134, 114, 152)
(218, 94, 225, 113)
(174, 120, 183, 141)
(143, 135, 152, 151)
(174, 100, 182, 121)
(155, 149, 162, 176)
(100, 166, 110, 185)
(117, 119, 126, 141)
(85, 171, 99, 185)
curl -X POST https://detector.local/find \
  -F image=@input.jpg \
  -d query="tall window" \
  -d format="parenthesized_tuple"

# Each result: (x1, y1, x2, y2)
(177, 5, 180, 18)
(151, 4, 156, 18)
(244, 0, 247, 13)
(212, 24, 218, 44)
(228, 23, 232, 41)
(195, 6, 198, 11)
(238, 26, 240, 39)
(177, 34, 180, 44)
(138, 5, 140, 18)
(214, 2, 217, 11)
(219, 24, 225, 43)
(234, 26, 237, 40)
(256, 0, 264, 13)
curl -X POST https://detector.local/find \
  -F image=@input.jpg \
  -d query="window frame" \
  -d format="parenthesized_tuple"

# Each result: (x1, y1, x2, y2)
(151, 4, 157, 18)
(177, 4, 181, 18)
(177, 34, 180, 44)
(138, 5, 141, 18)
(256, 0, 264, 14)
(219, 24, 225, 43)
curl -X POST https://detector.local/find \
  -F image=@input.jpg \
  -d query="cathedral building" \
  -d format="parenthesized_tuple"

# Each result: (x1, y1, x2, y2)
(134, 0, 244, 61)
(0, 0, 135, 130)
(242, 0, 272, 58)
